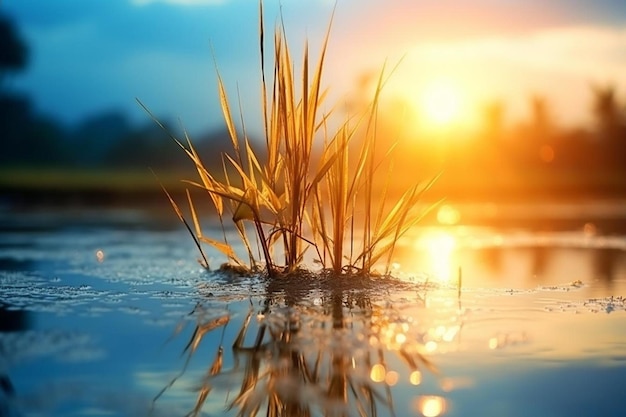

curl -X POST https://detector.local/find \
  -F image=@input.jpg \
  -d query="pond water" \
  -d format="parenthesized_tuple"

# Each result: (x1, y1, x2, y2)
(1, 201, 625, 417)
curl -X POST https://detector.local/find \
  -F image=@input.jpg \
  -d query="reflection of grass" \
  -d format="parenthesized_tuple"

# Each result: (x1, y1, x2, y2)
(157, 283, 439, 417)
(154, 2, 436, 276)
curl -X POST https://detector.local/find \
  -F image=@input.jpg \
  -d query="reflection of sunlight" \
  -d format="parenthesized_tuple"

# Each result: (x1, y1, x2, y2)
(410, 370, 422, 385)
(385, 371, 399, 386)
(369, 364, 400, 386)
(418, 231, 457, 282)
(488, 337, 499, 350)
(425, 340, 438, 352)
(431, 325, 461, 344)
(370, 364, 386, 382)
(415, 395, 447, 417)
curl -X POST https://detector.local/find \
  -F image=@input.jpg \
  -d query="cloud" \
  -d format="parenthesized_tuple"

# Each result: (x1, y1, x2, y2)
(389, 24, 626, 127)
(409, 25, 626, 79)
(5, 0, 626, 136)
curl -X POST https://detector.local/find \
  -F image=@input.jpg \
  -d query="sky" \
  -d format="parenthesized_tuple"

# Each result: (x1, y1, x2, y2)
(3, 0, 626, 137)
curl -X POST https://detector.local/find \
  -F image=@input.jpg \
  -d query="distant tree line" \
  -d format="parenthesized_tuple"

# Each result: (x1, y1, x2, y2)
(0, 13, 235, 172)
(485, 86, 626, 173)
(388, 84, 626, 186)
(2, 12, 626, 182)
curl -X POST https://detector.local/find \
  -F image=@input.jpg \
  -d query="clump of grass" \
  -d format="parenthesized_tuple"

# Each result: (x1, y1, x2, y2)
(158, 1, 437, 277)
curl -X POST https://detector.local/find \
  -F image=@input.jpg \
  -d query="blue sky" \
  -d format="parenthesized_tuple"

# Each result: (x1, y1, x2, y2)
(3, 0, 626, 136)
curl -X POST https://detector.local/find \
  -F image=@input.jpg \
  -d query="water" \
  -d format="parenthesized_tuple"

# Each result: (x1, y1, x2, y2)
(1, 202, 625, 416)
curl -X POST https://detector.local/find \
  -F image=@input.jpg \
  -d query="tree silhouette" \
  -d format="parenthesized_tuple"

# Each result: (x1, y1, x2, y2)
(589, 83, 626, 170)
(0, 13, 28, 86)
(591, 83, 624, 141)
(482, 100, 505, 138)
(529, 94, 552, 136)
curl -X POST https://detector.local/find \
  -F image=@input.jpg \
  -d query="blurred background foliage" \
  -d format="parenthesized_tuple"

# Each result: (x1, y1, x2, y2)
(1, 11, 625, 201)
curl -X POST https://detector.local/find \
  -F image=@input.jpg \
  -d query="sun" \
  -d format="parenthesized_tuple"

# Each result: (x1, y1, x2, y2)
(418, 78, 462, 128)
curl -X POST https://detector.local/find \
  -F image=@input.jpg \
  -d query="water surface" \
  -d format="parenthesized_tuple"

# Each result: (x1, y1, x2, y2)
(1, 202, 625, 416)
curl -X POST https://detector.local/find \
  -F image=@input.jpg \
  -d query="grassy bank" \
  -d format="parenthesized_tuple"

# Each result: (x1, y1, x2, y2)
(3, 166, 626, 205)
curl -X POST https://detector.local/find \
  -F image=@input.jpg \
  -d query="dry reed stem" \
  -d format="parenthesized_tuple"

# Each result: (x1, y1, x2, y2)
(145, 0, 436, 277)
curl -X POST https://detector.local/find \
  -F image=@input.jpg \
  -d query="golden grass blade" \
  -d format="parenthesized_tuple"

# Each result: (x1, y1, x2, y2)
(308, 124, 355, 192)
(217, 73, 240, 156)
(233, 309, 253, 349)
(153, 0, 438, 275)
(186, 189, 203, 240)
(198, 236, 239, 261)
(259, 0, 270, 144)
(306, 4, 335, 141)
(302, 39, 309, 141)
(185, 315, 230, 355)
(184, 134, 226, 217)
(232, 196, 257, 223)
(190, 386, 211, 417)
(154, 177, 210, 269)
(210, 346, 224, 375)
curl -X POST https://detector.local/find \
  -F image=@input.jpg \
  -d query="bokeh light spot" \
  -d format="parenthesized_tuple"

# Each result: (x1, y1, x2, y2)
(410, 370, 422, 385)
(415, 395, 447, 417)
(385, 371, 399, 386)
(370, 364, 386, 382)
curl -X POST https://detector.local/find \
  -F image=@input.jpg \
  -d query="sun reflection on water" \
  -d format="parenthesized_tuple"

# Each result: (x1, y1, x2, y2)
(370, 363, 387, 383)
(415, 395, 448, 417)
(415, 230, 458, 283)
(409, 370, 422, 385)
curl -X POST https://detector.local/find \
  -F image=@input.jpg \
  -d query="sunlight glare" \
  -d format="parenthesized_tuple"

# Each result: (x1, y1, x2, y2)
(436, 205, 461, 225)
(418, 231, 457, 282)
(415, 395, 447, 417)
(419, 78, 462, 128)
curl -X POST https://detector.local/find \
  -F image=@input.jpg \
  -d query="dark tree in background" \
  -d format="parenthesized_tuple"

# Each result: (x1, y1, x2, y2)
(592, 84, 625, 140)
(0, 13, 33, 166)
(591, 83, 626, 168)
(1, 13, 70, 167)
(0, 13, 28, 83)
